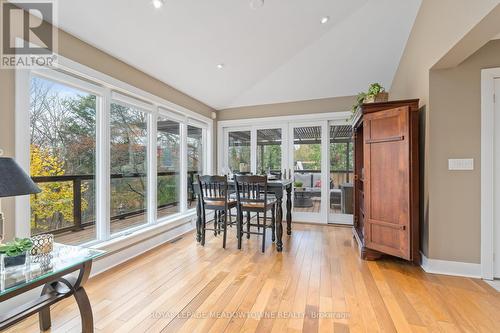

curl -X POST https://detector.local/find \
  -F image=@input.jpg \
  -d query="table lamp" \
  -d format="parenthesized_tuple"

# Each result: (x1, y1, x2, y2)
(0, 157, 41, 241)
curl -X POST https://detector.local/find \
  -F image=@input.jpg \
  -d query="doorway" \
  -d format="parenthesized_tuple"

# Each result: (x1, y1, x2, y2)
(495, 77, 500, 278)
(289, 121, 327, 222)
(328, 123, 354, 225)
(481, 68, 500, 280)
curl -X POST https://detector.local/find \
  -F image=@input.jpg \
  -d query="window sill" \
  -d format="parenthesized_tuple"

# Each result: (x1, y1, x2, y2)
(90, 211, 197, 255)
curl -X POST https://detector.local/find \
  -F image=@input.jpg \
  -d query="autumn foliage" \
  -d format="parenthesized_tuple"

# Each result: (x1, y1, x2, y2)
(30, 145, 88, 231)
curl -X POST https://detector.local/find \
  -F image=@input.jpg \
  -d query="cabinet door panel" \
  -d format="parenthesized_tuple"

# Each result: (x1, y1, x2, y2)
(364, 107, 410, 259)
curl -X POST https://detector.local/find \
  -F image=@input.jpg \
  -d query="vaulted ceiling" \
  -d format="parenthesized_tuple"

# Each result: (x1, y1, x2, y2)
(54, 0, 422, 109)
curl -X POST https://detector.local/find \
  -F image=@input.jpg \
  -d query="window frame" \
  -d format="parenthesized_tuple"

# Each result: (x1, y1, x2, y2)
(108, 98, 152, 239)
(24, 72, 103, 243)
(186, 119, 208, 212)
(222, 126, 253, 174)
(15, 55, 213, 246)
(156, 108, 184, 222)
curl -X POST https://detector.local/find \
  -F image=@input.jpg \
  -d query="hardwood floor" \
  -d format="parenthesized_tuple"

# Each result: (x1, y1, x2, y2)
(6, 224, 500, 332)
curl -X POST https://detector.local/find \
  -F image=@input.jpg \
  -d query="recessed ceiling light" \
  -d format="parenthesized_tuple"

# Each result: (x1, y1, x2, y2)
(320, 16, 330, 24)
(152, 0, 165, 9)
(250, 0, 264, 10)
(216, 63, 224, 69)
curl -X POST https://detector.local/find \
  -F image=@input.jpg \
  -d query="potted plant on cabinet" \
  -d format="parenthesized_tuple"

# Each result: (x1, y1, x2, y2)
(351, 83, 389, 114)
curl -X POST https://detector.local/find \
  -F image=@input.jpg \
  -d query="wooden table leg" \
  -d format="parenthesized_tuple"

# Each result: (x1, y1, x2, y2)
(74, 288, 94, 332)
(196, 197, 202, 242)
(276, 195, 283, 252)
(38, 285, 52, 331)
(286, 184, 292, 235)
(38, 260, 94, 332)
(74, 260, 93, 332)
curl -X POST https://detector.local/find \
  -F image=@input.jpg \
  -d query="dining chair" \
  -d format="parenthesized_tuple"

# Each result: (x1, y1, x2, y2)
(255, 172, 280, 232)
(196, 175, 237, 248)
(234, 175, 276, 252)
(269, 171, 282, 180)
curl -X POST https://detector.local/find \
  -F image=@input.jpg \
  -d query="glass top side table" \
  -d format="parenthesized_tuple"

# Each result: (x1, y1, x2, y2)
(0, 243, 104, 332)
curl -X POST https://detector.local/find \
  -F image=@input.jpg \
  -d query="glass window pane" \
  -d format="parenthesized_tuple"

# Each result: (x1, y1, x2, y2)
(228, 131, 251, 173)
(187, 125, 203, 209)
(110, 102, 148, 234)
(293, 126, 322, 213)
(29, 76, 97, 245)
(257, 128, 282, 175)
(329, 125, 354, 215)
(157, 117, 181, 219)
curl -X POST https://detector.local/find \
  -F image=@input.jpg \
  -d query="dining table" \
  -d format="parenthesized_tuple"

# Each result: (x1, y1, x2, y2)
(193, 178, 293, 251)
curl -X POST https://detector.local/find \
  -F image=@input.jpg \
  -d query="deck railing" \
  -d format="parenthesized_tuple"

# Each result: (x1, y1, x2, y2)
(31, 171, 199, 235)
(294, 169, 354, 185)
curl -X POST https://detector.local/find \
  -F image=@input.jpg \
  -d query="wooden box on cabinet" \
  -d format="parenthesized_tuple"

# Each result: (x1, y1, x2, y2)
(352, 99, 420, 264)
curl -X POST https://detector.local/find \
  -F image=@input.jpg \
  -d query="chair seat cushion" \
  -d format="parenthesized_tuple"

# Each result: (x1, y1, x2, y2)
(241, 199, 276, 209)
(204, 198, 237, 208)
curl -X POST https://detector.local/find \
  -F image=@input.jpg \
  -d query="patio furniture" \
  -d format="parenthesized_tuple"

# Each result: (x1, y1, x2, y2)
(330, 188, 342, 210)
(340, 183, 353, 214)
(234, 175, 276, 253)
(294, 188, 313, 207)
(269, 170, 282, 180)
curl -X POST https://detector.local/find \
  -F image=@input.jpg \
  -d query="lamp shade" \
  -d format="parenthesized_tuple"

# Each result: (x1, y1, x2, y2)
(0, 157, 41, 198)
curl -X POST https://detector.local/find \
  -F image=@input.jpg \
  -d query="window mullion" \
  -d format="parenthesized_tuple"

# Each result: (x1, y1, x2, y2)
(148, 108, 158, 225)
(97, 88, 111, 241)
(180, 122, 188, 213)
(250, 127, 257, 174)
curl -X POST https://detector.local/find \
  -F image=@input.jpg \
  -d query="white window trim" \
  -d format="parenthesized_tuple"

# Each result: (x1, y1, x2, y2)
(15, 54, 213, 246)
(186, 121, 208, 211)
(481, 67, 500, 280)
(111, 91, 154, 111)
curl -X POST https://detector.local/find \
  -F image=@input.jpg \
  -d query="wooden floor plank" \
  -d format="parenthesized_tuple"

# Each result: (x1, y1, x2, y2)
(4, 224, 500, 333)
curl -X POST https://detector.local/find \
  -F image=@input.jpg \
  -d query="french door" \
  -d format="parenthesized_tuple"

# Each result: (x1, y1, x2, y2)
(289, 121, 328, 223)
(219, 113, 354, 225)
(328, 121, 354, 225)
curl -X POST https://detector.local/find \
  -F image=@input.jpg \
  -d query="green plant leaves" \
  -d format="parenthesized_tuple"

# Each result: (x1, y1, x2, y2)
(351, 83, 386, 114)
(0, 238, 33, 257)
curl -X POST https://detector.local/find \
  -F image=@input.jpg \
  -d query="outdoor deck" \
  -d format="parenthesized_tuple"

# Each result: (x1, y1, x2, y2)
(55, 202, 197, 245)
(55, 200, 342, 245)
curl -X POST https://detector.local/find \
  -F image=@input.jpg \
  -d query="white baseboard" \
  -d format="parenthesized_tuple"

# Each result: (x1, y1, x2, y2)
(420, 251, 481, 278)
(485, 280, 500, 291)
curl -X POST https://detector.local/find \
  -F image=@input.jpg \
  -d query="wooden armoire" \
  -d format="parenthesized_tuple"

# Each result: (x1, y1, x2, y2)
(352, 99, 420, 264)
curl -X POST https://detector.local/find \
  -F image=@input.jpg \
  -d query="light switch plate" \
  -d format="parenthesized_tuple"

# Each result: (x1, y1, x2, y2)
(448, 158, 474, 171)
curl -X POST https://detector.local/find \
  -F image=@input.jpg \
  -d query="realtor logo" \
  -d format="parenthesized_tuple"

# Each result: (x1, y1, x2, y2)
(0, 0, 57, 68)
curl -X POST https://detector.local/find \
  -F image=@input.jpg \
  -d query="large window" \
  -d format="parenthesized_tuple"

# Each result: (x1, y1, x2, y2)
(29, 76, 97, 245)
(23, 64, 211, 246)
(110, 102, 149, 235)
(187, 125, 204, 209)
(157, 117, 181, 218)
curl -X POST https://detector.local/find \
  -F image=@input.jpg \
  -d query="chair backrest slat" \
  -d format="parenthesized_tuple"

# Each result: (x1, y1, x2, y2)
(234, 175, 268, 204)
(196, 175, 229, 209)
